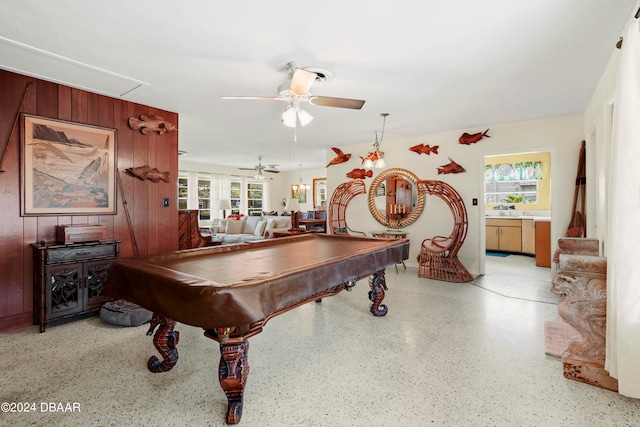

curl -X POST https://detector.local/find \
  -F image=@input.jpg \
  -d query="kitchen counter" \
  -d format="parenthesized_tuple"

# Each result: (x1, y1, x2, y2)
(485, 215, 550, 221)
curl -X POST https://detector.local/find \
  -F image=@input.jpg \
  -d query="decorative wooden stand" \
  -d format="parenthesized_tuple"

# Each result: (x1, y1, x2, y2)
(551, 253, 618, 391)
(145, 270, 388, 424)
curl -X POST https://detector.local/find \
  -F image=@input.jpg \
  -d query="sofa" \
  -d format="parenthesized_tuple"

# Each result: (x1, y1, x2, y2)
(210, 215, 292, 244)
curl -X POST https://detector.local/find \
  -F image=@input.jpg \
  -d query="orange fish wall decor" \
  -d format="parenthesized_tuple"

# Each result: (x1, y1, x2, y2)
(409, 143, 439, 155)
(129, 115, 177, 135)
(459, 129, 490, 145)
(346, 168, 373, 179)
(326, 147, 351, 167)
(125, 165, 170, 183)
(437, 158, 466, 175)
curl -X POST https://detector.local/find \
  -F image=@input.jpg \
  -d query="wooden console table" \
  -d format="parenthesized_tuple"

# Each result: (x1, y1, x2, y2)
(32, 240, 119, 332)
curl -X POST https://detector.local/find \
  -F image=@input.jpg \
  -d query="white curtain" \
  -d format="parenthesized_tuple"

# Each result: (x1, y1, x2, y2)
(211, 174, 231, 218)
(606, 11, 640, 398)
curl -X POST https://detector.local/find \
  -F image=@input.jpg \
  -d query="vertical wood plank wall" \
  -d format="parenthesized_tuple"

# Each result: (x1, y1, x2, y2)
(0, 69, 179, 331)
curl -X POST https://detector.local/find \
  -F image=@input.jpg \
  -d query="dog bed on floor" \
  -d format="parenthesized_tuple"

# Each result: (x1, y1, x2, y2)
(100, 299, 153, 327)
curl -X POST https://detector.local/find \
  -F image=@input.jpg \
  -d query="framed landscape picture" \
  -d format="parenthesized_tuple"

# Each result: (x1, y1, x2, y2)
(21, 115, 117, 216)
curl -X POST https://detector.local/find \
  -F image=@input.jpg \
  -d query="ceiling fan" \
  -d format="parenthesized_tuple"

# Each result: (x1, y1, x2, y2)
(221, 62, 365, 127)
(239, 156, 279, 179)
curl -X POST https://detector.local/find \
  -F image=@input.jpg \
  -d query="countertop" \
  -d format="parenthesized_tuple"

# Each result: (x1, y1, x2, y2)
(486, 215, 551, 222)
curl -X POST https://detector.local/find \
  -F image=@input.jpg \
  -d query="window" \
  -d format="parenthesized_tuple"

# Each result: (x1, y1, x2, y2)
(484, 162, 541, 204)
(247, 182, 264, 216)
(230, 180, 241, 215)
(197, 178, 211, 221)
(177, 175, 188, 210)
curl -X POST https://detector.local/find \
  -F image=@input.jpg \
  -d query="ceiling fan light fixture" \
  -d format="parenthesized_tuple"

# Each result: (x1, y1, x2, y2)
(297, 108, 313, 126)
(375, 157, 386, 168)
(282, 106, 297, 127)
(254, 172, 265, 180)
(363, 158, 374, 168)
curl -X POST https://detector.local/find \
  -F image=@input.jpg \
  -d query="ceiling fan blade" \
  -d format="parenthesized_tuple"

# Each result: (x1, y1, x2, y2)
(220, 96, 281, 101)
(239, 167, 257, 171)
(290, 68, 316, 95)
(264, 169, 280, 174)
(310, 96, 366, 110)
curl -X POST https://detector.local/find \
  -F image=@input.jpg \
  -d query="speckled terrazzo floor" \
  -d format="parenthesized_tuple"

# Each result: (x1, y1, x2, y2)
(2, 263, 639, 426)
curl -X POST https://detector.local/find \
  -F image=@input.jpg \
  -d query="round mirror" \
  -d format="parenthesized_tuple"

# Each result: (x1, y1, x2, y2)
(367, 168, 425, 228)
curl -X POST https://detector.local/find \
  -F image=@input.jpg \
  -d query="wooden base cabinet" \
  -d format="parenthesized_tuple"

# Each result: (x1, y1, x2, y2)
(486, 218, 522, 252)
(535, 221, 551, 267)
(521, 219, 536, 255)
(32, 240, 119, 332)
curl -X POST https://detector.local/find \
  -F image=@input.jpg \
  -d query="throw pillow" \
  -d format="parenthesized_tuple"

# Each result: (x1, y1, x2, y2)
(254, 220, 267, 236)
(225, 219, 244, 234)
(275, 217, 289, 228)
(265, 218, 276, 230)
(307, 211, 315, 219)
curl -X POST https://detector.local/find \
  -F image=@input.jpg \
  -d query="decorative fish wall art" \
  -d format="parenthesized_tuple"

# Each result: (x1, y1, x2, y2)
(437, 158, 466, 175)
(409, 143, 439, 156)
(128, 115, 177, 135)
(125, 165, 170, 183)
(346, 168, 373, 179)
(459, 129, 490, 145)
(327, 147, 351, 167)
(360, 150, 382, 164)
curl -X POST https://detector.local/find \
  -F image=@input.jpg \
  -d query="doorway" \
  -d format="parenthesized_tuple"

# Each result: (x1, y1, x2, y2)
(480, 150, 553, 301)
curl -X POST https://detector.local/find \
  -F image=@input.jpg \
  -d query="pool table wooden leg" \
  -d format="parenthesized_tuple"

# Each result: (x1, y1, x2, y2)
(368, 269, 388, 316)
(146, 314, 180, 373)
(219, 339, 250, 424)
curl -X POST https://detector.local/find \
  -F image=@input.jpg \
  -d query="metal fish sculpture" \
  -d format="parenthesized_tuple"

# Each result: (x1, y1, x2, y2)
(126, 165, 170, 183)
(459, 129, 490, 145)
(437, 158, 466, 175)
(128, 115, 177, 135)
(346, 168, 373, 179)
(327, 147, 351, 167)
(409, 143, 439, 156)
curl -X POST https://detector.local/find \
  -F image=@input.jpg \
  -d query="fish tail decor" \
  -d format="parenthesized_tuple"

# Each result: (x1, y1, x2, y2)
(128, 115, 177, 135)
(459, 129, 490, 145)
(125, 165, 170, 183)
(409, 143, 439, 155)
(437, 158, 466, 175)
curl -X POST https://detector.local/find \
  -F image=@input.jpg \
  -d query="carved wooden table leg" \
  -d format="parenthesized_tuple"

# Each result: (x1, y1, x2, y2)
(368, 269, 388, 316)
(146, 314, 180, 373)
(219, 340, 250, 424)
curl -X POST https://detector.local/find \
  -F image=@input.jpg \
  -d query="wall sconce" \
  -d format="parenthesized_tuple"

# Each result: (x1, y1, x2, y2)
(363, 113, 388, 169)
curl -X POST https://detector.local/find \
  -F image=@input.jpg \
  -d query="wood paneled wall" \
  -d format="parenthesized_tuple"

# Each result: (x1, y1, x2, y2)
(0, 69, 179, 331)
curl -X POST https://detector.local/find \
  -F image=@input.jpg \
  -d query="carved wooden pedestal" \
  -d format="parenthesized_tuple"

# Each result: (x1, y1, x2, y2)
(551, 254, 618, 391)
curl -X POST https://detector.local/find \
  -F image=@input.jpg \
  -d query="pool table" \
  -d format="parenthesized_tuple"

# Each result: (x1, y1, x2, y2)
(104, 233, 409, 424)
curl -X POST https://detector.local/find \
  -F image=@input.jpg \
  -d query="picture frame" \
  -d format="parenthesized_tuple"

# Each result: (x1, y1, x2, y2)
(291, 185, 306, 203)
(21, 114, 117, 216)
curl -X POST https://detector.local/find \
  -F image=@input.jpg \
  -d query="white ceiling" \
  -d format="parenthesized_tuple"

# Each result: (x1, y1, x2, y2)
(0, 1, 635, 171)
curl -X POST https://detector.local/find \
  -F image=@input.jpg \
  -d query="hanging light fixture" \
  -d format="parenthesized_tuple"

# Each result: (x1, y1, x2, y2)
(363, 113, 389, 169)
(254, 170, 265, 180)
(291, 164, 310, 198)
(282, 97, 313, 128)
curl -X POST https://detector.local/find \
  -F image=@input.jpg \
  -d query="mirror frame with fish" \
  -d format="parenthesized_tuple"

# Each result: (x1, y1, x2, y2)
(367, 168, 425, 229)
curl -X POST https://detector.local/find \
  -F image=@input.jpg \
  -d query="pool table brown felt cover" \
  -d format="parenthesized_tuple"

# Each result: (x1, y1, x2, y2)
(105, 234, 409, 329)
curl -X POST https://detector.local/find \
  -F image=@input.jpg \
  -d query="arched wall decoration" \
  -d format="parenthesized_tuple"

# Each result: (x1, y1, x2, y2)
(367, 168, 425, 229)
(328, 179, 367, 236)
(415, 180, 472, 283)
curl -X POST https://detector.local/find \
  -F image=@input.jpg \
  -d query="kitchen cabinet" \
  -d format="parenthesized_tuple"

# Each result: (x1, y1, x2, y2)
(486, 218, 522, 252)
(521, 219, 536, 255)
(535, 221, 551, 267)
(32, 240, 119, 332)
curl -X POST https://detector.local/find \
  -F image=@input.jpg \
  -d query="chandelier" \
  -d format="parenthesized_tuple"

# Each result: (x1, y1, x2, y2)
(363, 113, 389, 169)
(291, 164, 310, 197)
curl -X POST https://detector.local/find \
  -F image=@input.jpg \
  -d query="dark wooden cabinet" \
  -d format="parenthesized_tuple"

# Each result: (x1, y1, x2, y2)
(32, 240, 119, 332)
